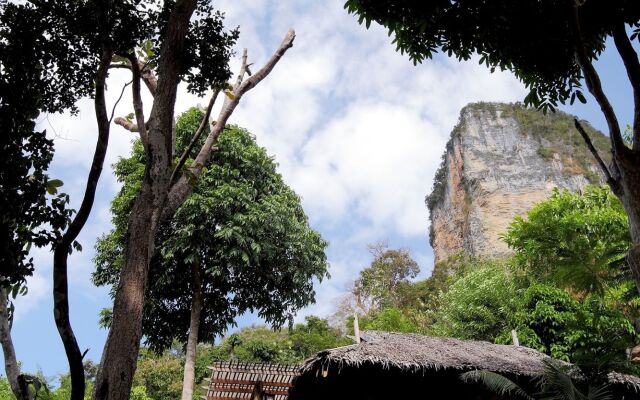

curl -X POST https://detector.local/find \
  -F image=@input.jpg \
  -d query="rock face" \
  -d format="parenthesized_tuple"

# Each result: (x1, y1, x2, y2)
(427, 102, 610, 263)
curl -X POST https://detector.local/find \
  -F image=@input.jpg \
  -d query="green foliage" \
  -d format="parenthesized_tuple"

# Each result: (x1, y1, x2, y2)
(496, 284, 579, 360)
(425, 145, 449, 216)
(288, 316, 352, 361)
(431, 263, 520, 341)
(0, 4, 75, 288)
(133, 349, 184, 400)
(503, 186, 632, 297)
(121, 319, 345, 399)
(93, 108, 329, 351)
(119, 343, 217, 400)
(357, 308, 420, 334)
(493, 284, 637, 370)
(209, 317, 350, 365)
(0, 378, 15, 400)
(344, 0, 639, 112)
(462, 360, 613, 400)
(566, 296, 637, 370)
(460, 370, 534, 400)
(2, 0, 239, 289)
(353, 244, 419, 312)
(2, 369, 96, 400)
(413, 252, 475, 313)
(129, 386, 152, 400)
(337, 252, 481, 335)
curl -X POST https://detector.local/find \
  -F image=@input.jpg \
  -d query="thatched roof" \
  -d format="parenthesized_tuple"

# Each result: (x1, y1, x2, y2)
(303, 331, 555, 377)
(300, 331, 640, 391)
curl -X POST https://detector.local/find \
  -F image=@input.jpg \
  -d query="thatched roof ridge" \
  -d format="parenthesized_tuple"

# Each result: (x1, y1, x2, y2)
(300, 331, 640, 390)
(302, 331, 555, 376)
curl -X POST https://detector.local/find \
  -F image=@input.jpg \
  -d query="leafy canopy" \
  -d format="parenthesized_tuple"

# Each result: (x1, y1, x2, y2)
(0, 2, 75, 289)
(353, 243, 420, 312)
(431, 262, 520, 341)
(503, 186, 632, 297)
(93, 108, 329, 352)
(209, 317, 350, 365)
(345, 0, 640, 111)
(495, 284, 637, 370)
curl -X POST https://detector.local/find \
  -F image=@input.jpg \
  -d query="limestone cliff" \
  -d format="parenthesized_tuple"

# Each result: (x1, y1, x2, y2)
(427, 102, 611, 263)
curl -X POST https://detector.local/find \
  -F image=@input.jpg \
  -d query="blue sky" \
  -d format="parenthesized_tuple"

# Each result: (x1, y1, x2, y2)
(7, 0, 637, 380)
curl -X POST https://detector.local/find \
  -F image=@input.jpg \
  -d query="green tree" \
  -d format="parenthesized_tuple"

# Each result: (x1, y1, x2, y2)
(352, 243, 420, 313)
(431, 263, 520, 341)
(288, 317, 352, 361)
(0, 4, 78, 399)
(3, 2, 294, 398)
(497, 284, 579, 361)
(355, 308, 421, 334)
(208, 317, 349, 366)
(1, 2, 161, 396)
(503, 186, 632, 297)
(132, 349, 184, 400)
(344, 0, 640, 296)
(398, 252, 476, 328)
(94, 109, 328, 400)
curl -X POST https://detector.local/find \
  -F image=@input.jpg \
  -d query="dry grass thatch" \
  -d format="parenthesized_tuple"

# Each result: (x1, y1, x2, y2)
(300, 331, 640, 391)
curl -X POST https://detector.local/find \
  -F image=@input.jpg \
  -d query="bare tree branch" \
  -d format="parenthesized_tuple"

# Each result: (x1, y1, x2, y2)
(569, 2, 628, 158)
(128, 55, 149, 146)
(236, 49, 248, 85)
(109, 80, 132, 124)
(574, 118, 621, 194)
(114, 117, 143, 132)
(612, 23, 640, 151)
(162, 29, 296, 222)
(218, 48, 248, 112)
(169, 89, 220, 186)
(237, 30, 295, 93)
(108, 64, 131, 70)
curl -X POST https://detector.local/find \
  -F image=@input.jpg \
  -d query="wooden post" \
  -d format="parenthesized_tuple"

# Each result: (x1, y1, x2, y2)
(511, 329, 520, 347)
(353, 313, 361, 344)
(251, 381, 263, 400)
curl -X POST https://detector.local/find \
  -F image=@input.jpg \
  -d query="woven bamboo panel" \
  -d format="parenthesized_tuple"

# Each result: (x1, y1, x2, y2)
(203, 361, 300, 400)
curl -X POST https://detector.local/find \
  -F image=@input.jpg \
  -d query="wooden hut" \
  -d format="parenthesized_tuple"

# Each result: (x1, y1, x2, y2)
(289, 331, 640, 400)
(202, 361, 299, 400)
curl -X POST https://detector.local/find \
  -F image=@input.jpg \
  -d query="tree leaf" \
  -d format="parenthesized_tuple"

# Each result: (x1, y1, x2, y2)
(224, 89, 236, 100)
(46, 179, 64, 195)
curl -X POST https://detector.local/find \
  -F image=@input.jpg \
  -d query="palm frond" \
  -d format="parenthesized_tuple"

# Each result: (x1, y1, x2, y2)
(460, 369, 535, 400)
(539, 360, 585, 400)
(586, 384, 612, 400)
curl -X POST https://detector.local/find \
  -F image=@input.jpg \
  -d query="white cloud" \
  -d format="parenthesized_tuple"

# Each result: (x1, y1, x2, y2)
(13, 272, 49, 321)
(206, 0, 526, 315)
(292, 102, 445, 236)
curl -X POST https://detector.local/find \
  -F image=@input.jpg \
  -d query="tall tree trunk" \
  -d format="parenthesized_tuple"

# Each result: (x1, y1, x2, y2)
(570, 5, 640, 294)
(93, 182, 164, 400)
(181, 257, 203, 400)
(616, 159, 640, 293)
(52, 46, 112, 400)
(0, 288, 31, 400)
(93, 2, 197, 399)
